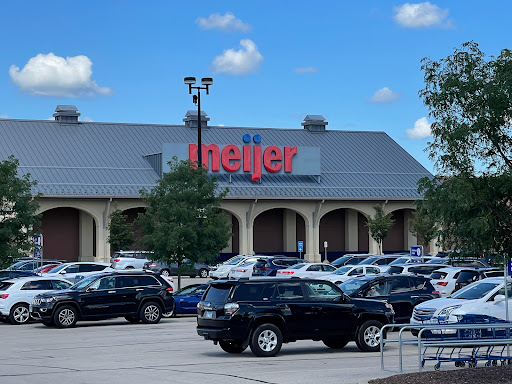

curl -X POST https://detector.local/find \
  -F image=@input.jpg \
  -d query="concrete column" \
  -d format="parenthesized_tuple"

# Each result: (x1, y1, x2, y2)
(305, 215, 321, 262)
(283, 210, 297, 252)
(238, 210, 251, 255)
(345, 209, 359, 252)
(404, 210, 417, 250)
(79, 211, 95, 262)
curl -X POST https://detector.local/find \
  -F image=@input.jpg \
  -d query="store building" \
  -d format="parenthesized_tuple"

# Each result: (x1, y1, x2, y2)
(0, 105, 435, 263)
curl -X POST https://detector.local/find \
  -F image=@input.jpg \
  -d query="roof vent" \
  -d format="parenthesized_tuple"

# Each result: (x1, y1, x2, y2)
(183, 110, 210, 128)
(302, 115, 328, 132)
(53, 105, 80, 124)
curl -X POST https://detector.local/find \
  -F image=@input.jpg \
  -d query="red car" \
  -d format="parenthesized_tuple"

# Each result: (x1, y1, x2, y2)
(33, 264, 61, 274)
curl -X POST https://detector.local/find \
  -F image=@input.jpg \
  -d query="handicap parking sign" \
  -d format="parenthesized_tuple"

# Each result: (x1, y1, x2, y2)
(298, 241, 303, 253)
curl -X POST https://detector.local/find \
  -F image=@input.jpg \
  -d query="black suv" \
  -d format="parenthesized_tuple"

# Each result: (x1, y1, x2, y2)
(30, 271, 174, 328)
(196, 278, 394, 357)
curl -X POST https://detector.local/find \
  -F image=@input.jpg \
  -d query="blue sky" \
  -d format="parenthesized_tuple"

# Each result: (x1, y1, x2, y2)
(0, 1, 509, 173)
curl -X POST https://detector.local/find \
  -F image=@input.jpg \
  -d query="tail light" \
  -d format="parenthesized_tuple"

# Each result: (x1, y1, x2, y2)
(224, 303, 239, 316)
(113, 259, 120, 263)
(436, 281, 448, 286)
(259, 267, 270, 271)
(237, 269, 247, 273)
(166, 286, 173, 292)
(280, 270, 295, 275)
(0, 294, 9, 299)
(432, 291, 440, 296)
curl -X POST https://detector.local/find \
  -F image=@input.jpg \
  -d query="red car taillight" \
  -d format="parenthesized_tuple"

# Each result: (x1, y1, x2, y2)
(113, 259, 120, 262)
(281, 271, 295, 274)
(0, 294, 9, 299)
(259, 267, 270, 271)
(166, 286, 173, 292)
(436, 281, 448, 286)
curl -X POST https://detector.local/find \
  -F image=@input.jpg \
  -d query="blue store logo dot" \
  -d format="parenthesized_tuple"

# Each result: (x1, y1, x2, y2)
(253, 134, 261, 144)
(242, 134, 251, 143)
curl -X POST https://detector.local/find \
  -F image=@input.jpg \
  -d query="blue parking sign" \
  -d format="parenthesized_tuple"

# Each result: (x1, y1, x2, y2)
(298, 241, 303, 253)
(410, 246, 423, 257)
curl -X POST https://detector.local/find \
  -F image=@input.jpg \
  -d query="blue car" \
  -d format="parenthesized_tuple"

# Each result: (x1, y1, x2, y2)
(168, 284, 208, 316)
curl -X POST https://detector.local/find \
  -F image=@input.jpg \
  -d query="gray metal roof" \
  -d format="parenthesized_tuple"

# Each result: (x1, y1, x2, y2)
(0, 116, 432, 199)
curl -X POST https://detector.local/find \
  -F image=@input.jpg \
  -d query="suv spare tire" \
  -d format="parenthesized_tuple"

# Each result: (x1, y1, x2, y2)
(250, 323, 283, 357)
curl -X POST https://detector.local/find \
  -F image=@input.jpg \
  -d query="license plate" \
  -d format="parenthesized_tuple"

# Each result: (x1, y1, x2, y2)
(204, 310, 215, 319)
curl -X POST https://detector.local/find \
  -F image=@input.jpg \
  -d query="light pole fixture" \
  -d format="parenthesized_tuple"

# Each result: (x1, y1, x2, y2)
(184, 76, 213, 168)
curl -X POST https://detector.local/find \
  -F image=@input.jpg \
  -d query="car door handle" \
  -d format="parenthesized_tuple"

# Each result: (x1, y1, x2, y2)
(108, 291, 116, 294)
(136, 288, 144, 291)
(276, 304, 289, 309)
(411, 296, 420, 298)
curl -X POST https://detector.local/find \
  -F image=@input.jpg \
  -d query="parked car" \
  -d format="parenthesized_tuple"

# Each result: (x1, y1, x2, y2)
(0, 270, 37, 282)
(339, 274, 439, 323)
(276, 262, 337, 278)
(143, 259, 210, 278)
(7, 259, 64, 272)
(331, 254, 375, 268)
(426, 257, 492, 268)
(167, 283, 208, 316)
(33, 264, 62, 274)
(429, 267, 487, 297)
(0, 276, 72, 324)
(209, 255, 268, 280)
(196, 278, 394, 356)
(30, 271, 175, 328)
(386, 263, 447, 276)
(357, 255, 403, 271)
(110, 251, 153, 270)
(318, 265, 382, 285)
(45, 262, 114, 284)
(228, 262, 258, 279)
(410, 277, 512, 331)
(252, 257, 303, 277)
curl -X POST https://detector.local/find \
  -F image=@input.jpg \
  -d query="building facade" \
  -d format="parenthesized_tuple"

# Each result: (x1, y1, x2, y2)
(0, 106, 436, 263)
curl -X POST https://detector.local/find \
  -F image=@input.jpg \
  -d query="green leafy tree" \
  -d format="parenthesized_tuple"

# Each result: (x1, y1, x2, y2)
(409, 206, 438, 248)
(366, 205, 394, 255)
(137, 158, 231, 288)
(418, 41, 512, 260)
(0, 156, 41, 267)
(107, 203, 134, 255)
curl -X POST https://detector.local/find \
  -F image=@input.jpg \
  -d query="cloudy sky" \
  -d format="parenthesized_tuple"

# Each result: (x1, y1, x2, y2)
(0, 1, 509, 172)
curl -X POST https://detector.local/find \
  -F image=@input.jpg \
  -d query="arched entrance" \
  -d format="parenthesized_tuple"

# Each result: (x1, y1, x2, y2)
(253, 208, 306, 256)
(41, 207, 96, 262)
(219, 210, 240, 260)
(382, 208, 415, 253)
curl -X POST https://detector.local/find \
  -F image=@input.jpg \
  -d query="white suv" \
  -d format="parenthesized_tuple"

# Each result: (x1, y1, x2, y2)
(0, 276, 72, 324)
(429, 267, 480, 297)
(110, 251, 153, 270)
(45, 262, 113, 283)
(210, 255, 268, 280)
(411, 277, 512, 329)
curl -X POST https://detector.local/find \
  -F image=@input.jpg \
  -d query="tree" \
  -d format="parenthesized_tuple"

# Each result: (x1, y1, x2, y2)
(107, 203, 134, 255)
(0, 156, 41, 267)
(137, 158, 231, 288)
(409, 206, 438, 248)
(418, 41, 512, 259)
(366, 205, 394, 255)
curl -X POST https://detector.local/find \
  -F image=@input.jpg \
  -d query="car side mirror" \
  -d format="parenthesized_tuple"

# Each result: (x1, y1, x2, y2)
(86, 287, 97, 292)
(494, 294, 506, 304)
(60, 271, 66, 274)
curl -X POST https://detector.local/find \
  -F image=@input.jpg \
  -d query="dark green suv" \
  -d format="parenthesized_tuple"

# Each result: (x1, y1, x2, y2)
(197, 278, 395, 357)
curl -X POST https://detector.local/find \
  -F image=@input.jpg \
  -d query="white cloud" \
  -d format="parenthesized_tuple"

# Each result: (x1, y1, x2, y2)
(80, 116, 94, 122)
(294, 67, 318, 74)
(0, 114, 8, 119)
(9, 53, 113, 97)
(212, 39, 263, 75)
(370, 87, 400, 103)
(406, 117, 432, 139)
(394, 2, 451, 28)
(196, 12, 251, 33)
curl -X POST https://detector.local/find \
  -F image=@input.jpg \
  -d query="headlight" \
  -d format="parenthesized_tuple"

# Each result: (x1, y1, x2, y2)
(437, 305, 461, 317)
(217, 267, 226, 272)
(41, 297, 57, 303)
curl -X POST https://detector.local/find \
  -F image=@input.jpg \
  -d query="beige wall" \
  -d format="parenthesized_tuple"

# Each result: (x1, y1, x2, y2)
(38, 197, 425, 262)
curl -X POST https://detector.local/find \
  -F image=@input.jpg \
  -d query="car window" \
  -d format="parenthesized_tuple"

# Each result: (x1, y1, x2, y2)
(0, 282, 13, 290)
(347, 257, 363, 265)
(375, 258, 389, 266)
(307, 265, 323, 272)
(51, 280, 72, 290)
(21, 280, 52, 290)
(65, 265, 80, 274)
(323, 265, 336, 272)
(409, 277, 427, 290)
(117, 275, 159, 288)
(89, 276, 116, 290)
(430, 271, 447, 279)
(387, 266, 403, 274)
(391, 278, 412, 293)
(304, 282, 341, 301)
(484, 271, 504, 278)
(349, 267, 364, 276)
(274, 282, 304, 301)
(204, 284, 233, 303)
(232, 283, 267, 301)
(80, 264, 107, 272)
(457, 271, 480, 283)
(365, 281, 391, 297)
(367, 267, 381, 274)
(452, 282, 500, 300)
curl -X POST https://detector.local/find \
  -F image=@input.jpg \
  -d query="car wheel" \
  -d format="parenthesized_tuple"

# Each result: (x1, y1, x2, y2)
(9, 303, 31, 325)
(199, 268, 209, 278)
(322, 337, 350, 349)
(219, 341, 246, 353)
(140, 302, 162, 324)
(54, 305, 78, 328)
(355, 320, 383, 352)
(160, 269, 171, 277)
(125, 316, 140, 323)
(250, 323, 283, 357)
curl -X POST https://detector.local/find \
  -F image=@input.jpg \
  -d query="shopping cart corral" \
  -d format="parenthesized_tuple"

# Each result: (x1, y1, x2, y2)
(380, 321, 512, 372)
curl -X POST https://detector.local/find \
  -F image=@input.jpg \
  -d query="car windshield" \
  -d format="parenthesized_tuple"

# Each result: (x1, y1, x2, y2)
(451, 282, 500, 300)
(430, 271, 448, 279)
(6, 261, 26, 270)
(389, 258, 410, 266)
(175, 285, 203, 295)
(332, 256, 350, 266)
(339, 277, 374, 295)
(226, 257, 246, 265)
(358, 257, 378, 265)
(333, 266, 352, 275)
(68, 275, 99, 290)
(47, 264, 69, 273)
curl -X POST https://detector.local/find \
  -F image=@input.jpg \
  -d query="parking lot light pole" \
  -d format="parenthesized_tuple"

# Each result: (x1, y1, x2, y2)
(184, 77, 213, 168)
